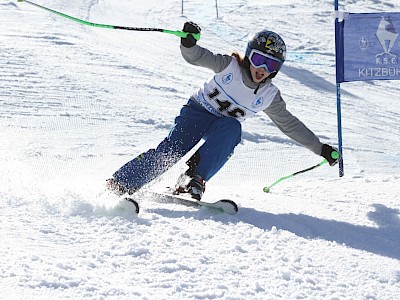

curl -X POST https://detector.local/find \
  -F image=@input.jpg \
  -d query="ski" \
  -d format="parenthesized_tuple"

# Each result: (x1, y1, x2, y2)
(107, 184, 237, 215)
(151, 191, 238, 215)
(123, 197, 140, 214)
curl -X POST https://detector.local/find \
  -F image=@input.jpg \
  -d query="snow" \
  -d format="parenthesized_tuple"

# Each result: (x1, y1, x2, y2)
(1, 0, 399, 299)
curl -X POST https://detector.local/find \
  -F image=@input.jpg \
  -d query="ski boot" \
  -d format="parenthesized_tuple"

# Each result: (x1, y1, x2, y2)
(175, 170, 206, 201)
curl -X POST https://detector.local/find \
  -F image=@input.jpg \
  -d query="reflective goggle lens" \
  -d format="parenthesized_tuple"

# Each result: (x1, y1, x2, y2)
(249, 51, 283, 73)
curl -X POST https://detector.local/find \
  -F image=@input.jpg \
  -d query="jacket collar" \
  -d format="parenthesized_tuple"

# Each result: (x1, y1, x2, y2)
(241, 65, 271, 91)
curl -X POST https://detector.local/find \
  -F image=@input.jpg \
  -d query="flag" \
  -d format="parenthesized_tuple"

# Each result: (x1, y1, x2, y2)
(337, 12, 400, 82)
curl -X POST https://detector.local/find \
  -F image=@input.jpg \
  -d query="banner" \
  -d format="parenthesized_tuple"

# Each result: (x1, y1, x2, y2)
(337, 12, 400, 82)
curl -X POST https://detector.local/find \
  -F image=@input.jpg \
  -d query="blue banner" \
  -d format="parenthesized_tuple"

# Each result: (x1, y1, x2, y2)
(338, 12, 400, 82)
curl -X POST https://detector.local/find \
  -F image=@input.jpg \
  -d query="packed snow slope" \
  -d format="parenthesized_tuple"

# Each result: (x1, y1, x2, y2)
(1, 0, 399, 299)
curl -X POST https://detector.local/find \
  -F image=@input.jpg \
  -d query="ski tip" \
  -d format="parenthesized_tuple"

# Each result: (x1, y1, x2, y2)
(218, 199, 239, 214)
(124, 197, 140, 214)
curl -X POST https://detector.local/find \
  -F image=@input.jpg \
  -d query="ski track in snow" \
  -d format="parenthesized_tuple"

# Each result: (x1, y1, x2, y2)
(1, 0, 400, 299)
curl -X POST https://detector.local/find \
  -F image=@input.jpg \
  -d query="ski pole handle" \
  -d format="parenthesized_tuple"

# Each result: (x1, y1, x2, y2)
(162, 29, 201, 41)
(331, 151, 340, 160)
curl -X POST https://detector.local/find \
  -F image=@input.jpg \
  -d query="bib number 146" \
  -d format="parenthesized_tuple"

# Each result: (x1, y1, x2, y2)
(207, 88, 245, 118)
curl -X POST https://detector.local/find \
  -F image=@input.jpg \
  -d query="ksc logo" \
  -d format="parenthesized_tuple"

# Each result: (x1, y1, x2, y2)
(222, 73, 233, 85)
(252, 97, 264, 108)
(359, 17, 399, 64)
(375, 17, 398, 64)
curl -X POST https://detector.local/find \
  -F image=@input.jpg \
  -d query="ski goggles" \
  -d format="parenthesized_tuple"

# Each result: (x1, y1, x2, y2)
(248, 49, 284, 73)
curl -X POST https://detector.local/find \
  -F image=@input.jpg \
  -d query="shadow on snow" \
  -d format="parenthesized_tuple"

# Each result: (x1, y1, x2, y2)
(145, 202, 399, 259)
(237, 203, 400, 260)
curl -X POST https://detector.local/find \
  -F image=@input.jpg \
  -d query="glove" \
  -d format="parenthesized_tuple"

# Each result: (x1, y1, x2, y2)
(181, 21, 201, 48)
(321, 144, 339, 166)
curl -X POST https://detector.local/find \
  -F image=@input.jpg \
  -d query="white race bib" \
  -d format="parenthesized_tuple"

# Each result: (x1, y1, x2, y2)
(193, 58, 278, 122)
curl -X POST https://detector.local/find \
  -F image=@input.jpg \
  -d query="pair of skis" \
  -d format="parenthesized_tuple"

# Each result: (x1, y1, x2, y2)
(122, 190, 238, 215)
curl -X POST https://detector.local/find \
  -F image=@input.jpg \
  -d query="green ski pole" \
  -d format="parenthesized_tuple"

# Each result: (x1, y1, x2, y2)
(263, 151, 339, 193)
(17, 0, 201, 41)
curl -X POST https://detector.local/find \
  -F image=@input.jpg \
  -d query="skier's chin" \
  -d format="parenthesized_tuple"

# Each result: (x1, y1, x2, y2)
(252, 76, 265, 84)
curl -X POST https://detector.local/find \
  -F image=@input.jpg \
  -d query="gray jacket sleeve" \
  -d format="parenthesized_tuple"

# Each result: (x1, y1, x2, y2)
(263, 91, 323, 155)
(180, 44, 232, 73)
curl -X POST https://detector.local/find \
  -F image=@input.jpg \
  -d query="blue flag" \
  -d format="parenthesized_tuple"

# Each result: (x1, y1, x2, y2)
(337, 12, 400, 82)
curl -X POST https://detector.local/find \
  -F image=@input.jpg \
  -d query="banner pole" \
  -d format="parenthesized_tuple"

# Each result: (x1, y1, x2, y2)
(334, 0, 344, 177)
(336, 83, 344, 177)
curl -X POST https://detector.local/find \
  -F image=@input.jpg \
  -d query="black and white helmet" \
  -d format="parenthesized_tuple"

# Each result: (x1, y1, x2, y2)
(245, 30, 286, 78)
(246, 30, 286, 61)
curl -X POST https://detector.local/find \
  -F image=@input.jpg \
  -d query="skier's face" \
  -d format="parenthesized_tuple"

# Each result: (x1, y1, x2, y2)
(250, 64, 270, 83)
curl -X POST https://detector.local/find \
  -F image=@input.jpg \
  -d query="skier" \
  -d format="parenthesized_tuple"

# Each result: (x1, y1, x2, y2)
(107, 22, 339, 200)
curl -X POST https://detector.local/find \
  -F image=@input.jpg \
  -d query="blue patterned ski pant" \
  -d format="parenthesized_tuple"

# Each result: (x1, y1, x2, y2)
(112, 99, 242, 190)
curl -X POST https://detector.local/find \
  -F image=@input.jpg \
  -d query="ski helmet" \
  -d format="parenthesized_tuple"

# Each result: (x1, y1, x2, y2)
(245, 30, 286, 78)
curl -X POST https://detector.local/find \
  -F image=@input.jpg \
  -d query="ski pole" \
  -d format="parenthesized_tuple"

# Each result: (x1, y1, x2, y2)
(17, 0, 201, 41)
(263, 151, 339, 193)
